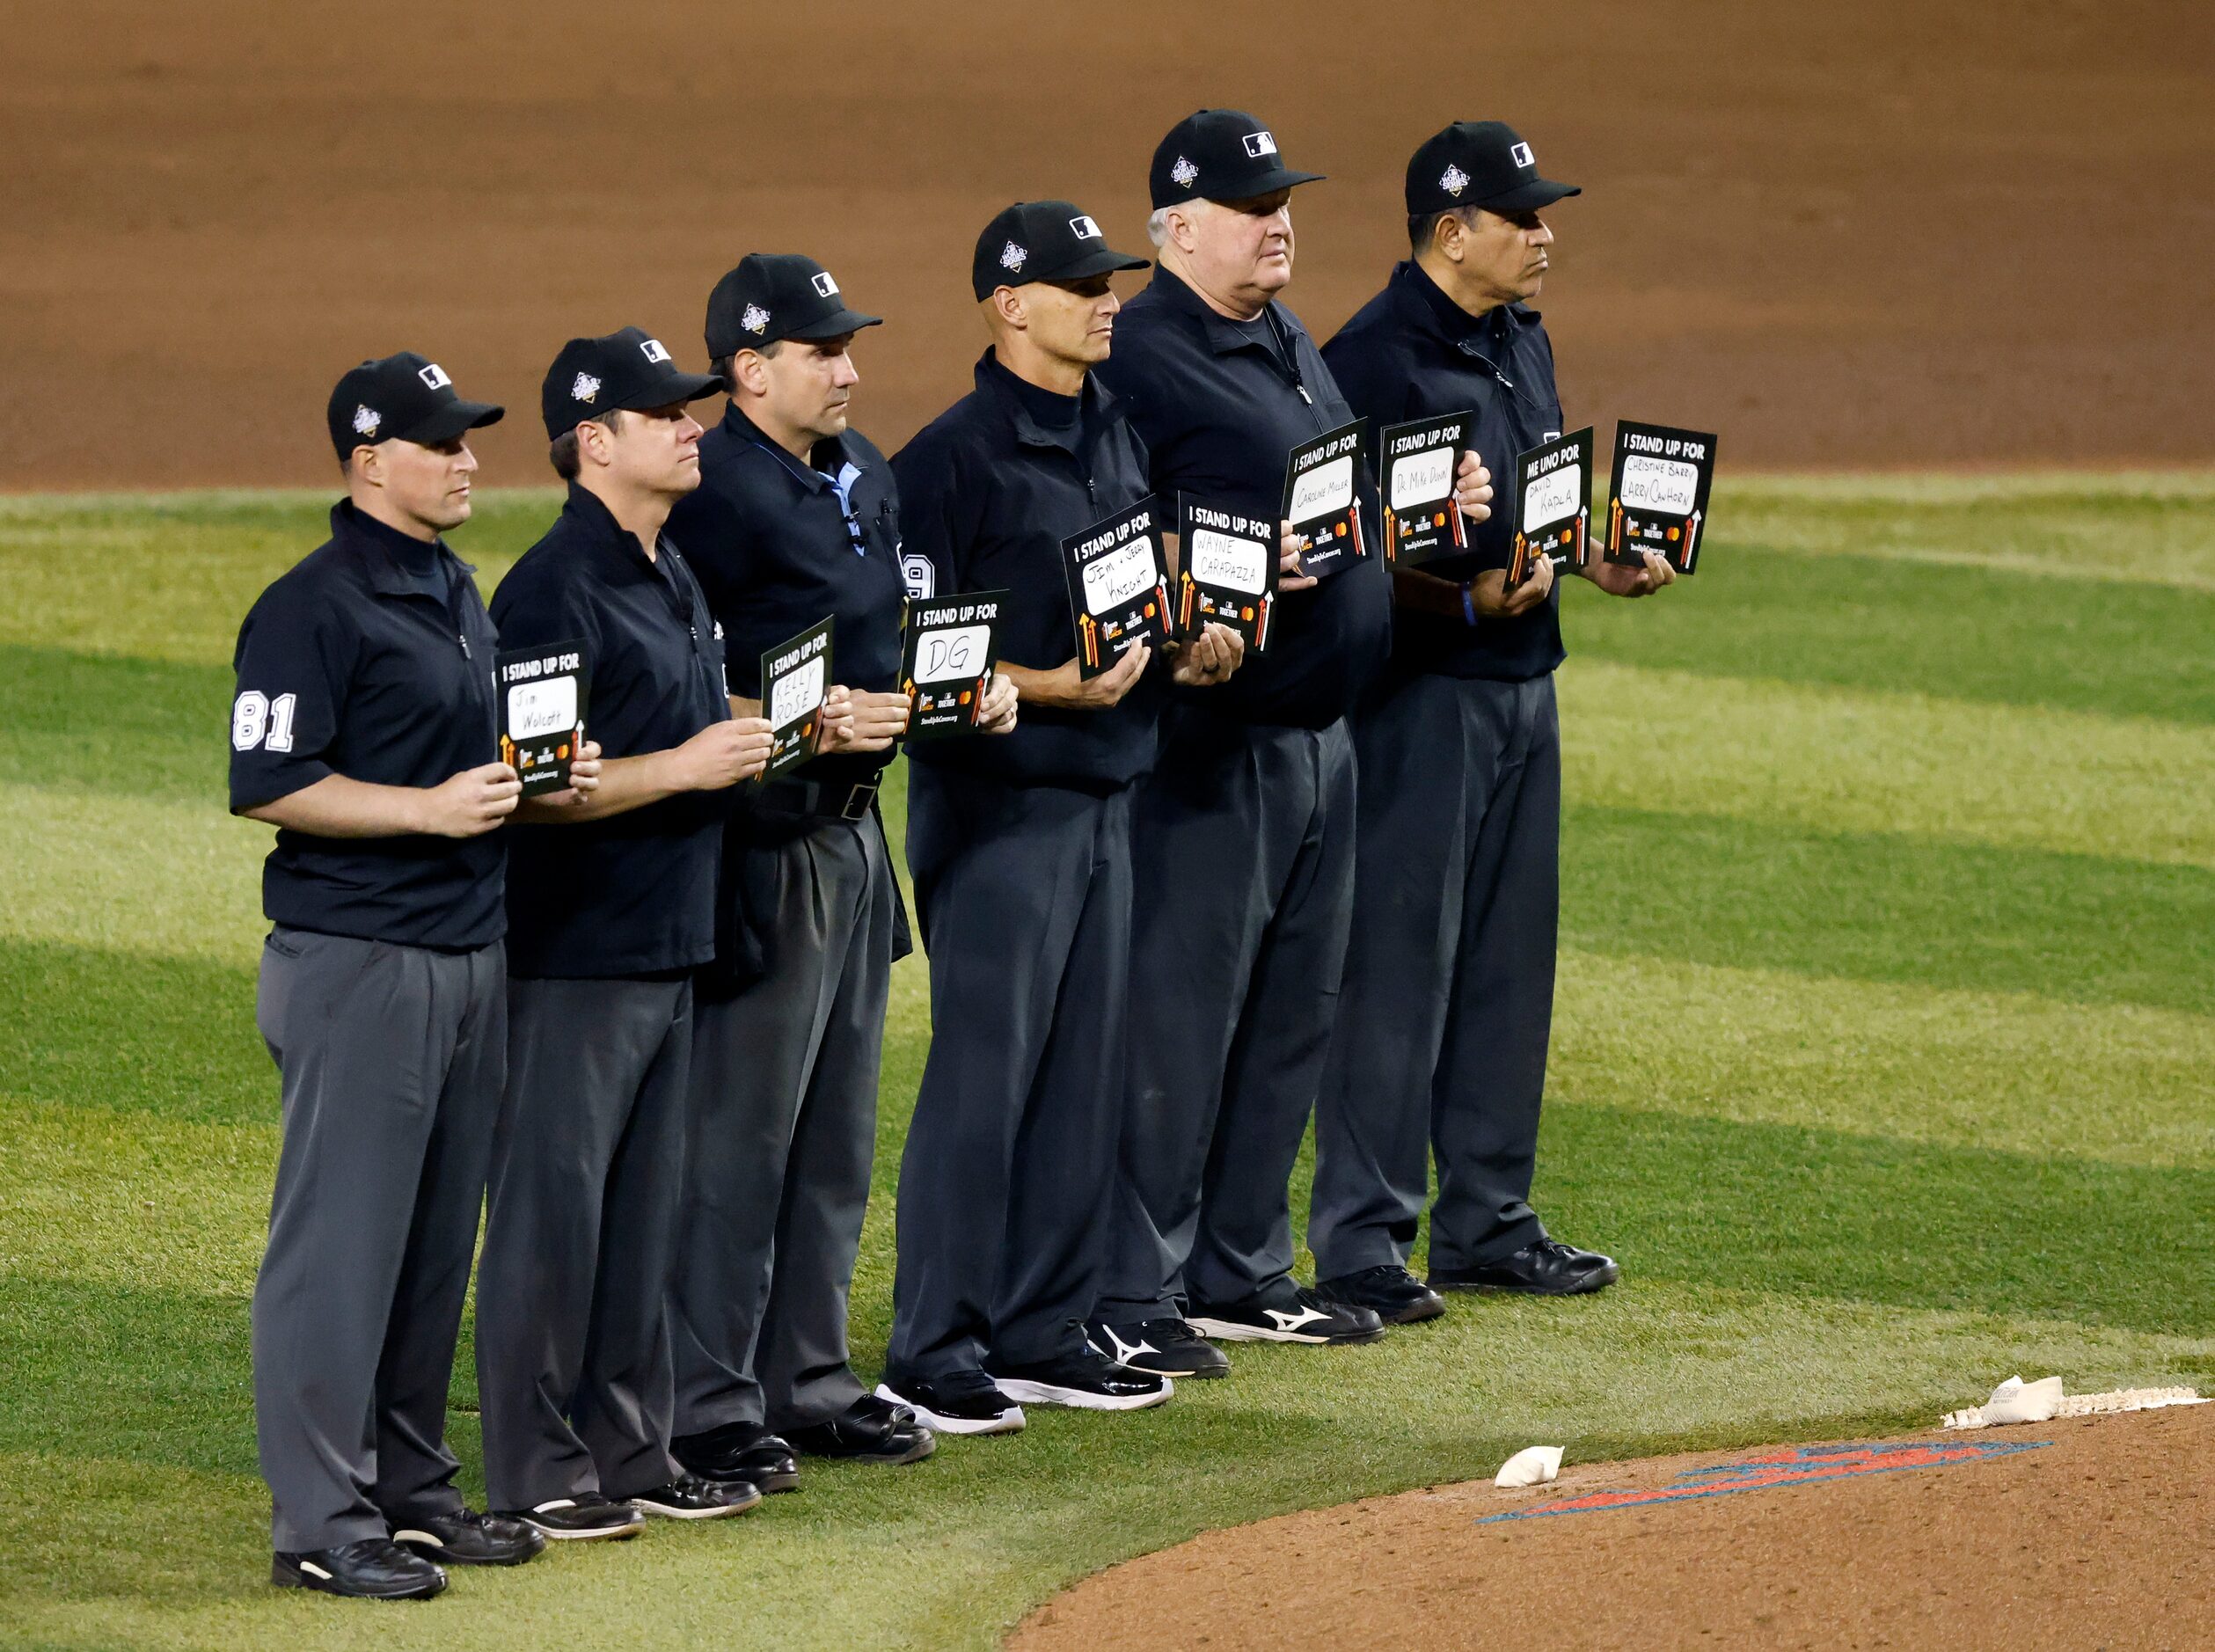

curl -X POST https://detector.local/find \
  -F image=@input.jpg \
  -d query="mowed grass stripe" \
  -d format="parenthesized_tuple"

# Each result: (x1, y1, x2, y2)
(1562, 805, 2215, 1016)
(1561, 660, 2215, 869)
(1564, 543, 2215, 724)
(11, 931, 2213, 1173)
(1548, 950, 2215, 1171)
(7, 1276, 2212, 1648)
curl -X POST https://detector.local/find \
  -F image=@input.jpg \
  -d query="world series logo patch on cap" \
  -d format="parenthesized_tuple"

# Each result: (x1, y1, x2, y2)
(742, 304, 770, 335)
(1440, 164, 1470, 197)
(352, 405, 380, 437)
(1171, 157, 1198, 187)
(1000, 241, 1027, 273)
(571, 372, 600, 403)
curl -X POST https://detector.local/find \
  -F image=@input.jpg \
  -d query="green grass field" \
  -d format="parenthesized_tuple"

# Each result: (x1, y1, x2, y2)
(4, 474, 2212, 1650)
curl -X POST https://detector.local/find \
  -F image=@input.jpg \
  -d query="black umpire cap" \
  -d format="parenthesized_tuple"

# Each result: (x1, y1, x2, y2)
(1149, 109, 1325, 208)
(1406, 121, 1581, 216)
(705, 254, 882, 357)
(326, 353, 502, 459)
(973, 201, 1151, 300)
(540, 327, 724, 439)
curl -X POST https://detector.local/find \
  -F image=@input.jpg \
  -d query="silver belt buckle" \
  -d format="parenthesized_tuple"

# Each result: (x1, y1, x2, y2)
(840, 778, 879, 822)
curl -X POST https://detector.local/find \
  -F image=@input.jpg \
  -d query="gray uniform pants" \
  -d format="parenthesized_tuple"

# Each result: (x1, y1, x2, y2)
(1098, 712, 1358, 1319)
(1311, 672, 1560, 1276)
(251, 926, 505, 1553)
(671, 809, 892, 1435)
(888, 766, 1133, 1378)
(475, 976, 692, 1508)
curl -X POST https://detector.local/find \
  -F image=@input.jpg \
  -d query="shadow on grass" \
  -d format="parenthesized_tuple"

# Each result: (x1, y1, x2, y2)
(1546, 1102, 2215, 1336)
(1563, 806, 2215, 1015)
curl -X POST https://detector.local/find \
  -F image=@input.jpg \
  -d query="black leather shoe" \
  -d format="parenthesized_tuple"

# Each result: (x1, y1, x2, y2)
(501, 1495, 644, 1540)
(271, 1538, 446, 1599)
(629, 1472, 762, 1520)
(389, 1508, 545, 1566)
(986, 1347, 1173, 1411)
(785, 1394, 937, 1465)
(1315, 1264, 1446, 1325)
(673, 1420, 802, 1493)
(876, 1371, 1026, 1436)
(1431, 1238, 1620, 1296)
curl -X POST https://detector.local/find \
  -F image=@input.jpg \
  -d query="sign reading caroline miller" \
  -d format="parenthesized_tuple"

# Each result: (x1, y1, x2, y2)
(1061, 495, 1172, 678)
(1281, 420, 1368, 580)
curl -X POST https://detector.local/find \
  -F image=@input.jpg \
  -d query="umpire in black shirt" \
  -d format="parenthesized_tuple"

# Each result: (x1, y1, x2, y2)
(477, 329, 774, 1537)
(881, 202, 1244, 1430)
(1313, 122, 1672, 1308)
(233, 355, 561, 1597)
(663, 256, 947, 1476)
(1090, 111, 1395, 1356)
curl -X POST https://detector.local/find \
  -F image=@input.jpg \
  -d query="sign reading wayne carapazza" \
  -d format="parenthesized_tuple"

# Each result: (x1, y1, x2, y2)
(1176, 494, 1276, 653)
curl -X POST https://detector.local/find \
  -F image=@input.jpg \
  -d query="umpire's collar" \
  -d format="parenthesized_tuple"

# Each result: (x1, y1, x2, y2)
(972, 350, 1119, 455)
(1393, 259, 1542, 359)
(718, 401, 868, 494)
(1146, 265, 1312, 359)
(559, 479, 670, 579)
(332, 499, 465, 600)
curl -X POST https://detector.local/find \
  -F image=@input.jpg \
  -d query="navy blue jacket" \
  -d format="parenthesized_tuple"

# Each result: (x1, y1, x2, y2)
(894, 353, 1167, 791)
(1324, 260, 1568, 683)
(667, 403, 907, 792)
(229, 501, 503, 950)
(493, 483, 730, 978)
(1094, 267, 1392, 730)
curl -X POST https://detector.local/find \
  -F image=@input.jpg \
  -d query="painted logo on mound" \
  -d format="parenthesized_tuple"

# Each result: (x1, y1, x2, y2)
(1480, 1439, 2049, 1523)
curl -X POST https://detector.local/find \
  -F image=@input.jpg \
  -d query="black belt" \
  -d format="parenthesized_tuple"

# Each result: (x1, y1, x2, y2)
(756, 774, 881, 822)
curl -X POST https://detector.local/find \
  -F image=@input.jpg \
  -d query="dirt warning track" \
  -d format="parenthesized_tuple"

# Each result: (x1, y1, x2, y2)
(5, 1, 2212, 489)
(1012, 1406, 2215, 1650)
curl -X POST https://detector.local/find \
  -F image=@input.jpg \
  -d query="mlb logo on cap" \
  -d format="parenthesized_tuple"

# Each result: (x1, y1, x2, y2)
(1511, 142, 1535, 167)
(417, 362, 451, 391)
(811, 271, 839, 297)
(640, 338, 672, 364)
(1242, 130, 1278, 157)
(1069, 215, 1101, 239)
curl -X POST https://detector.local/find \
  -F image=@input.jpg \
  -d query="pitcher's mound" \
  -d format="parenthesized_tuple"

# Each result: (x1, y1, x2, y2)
(1012, 1404, 2213, 1650)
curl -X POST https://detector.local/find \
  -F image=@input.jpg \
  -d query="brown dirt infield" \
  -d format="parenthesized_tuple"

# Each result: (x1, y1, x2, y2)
(1012, 1405, 2215, 1651)
(5, 1, 2212, 490)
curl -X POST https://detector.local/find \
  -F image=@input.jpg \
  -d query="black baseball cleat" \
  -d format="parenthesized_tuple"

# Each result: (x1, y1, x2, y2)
(1085, 1316, 1231, 1379)
(1430, 1238, 1620, 1296)
(785, 1393, 938, 1465)
(985, 1347, 1173, 1411)
(1315, 1264, 1447, 1326)
(389, 1508, 546, 1566)
(271, 1538, 447, 1599)
(629, 1472, 762, 1520)
(673, 1420, 801, 1494)
(876, 1370, 1027, 1436)
(504, 1495, 645, 1540)
(1186, 1280, 1386, 1345)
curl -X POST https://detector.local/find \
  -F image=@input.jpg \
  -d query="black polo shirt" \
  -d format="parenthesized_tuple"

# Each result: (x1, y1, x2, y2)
(1324, 260, 1568, 683)
(230, 501, 504, 949)
(894, 352, 1166, 792)
(667, 403, 907, 792)
(1093, 267, 1393, 732)
(491, 482, 730, 978)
